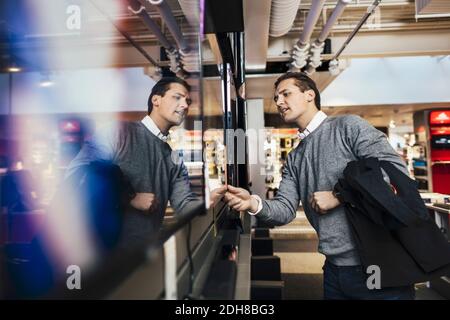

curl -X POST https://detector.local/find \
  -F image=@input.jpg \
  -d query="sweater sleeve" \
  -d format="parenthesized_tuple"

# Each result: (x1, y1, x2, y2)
(256, 152, 299, 226)
(65, 124, 118, 179)
(343, 115, 409, 176)
(169, 161, 204, 217)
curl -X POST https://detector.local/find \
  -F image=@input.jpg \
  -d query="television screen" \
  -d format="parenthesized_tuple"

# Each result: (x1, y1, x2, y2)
(431, 135, 450, 149)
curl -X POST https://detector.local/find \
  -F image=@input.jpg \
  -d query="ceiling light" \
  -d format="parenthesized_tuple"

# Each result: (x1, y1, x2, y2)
(8, 62, 21, 73)
(40, 80, 54, 87)
(40, 73, 54, 87)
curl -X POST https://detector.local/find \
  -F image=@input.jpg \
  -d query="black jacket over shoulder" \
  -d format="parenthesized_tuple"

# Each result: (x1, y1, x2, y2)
(334, 158, 450, 288)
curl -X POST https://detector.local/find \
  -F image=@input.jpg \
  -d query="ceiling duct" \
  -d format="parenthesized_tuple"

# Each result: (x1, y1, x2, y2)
(138, 0, 199, 75)
(144, 0, 191, 54)
(289, 0, 326, 71)
(128, 0, 174, 52)
(269, 0, 301, 37)
(306, 0, 352, 75)
(128, 0, 181, 74)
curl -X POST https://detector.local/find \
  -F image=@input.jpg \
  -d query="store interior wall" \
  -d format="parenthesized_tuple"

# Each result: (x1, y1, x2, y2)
(0, 67, 156, 115)
(322, 56, 450, 107)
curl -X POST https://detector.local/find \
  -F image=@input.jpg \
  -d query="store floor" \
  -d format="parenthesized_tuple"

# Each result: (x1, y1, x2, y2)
(273, 235, 446, 300)
(274, 239, 324, 299)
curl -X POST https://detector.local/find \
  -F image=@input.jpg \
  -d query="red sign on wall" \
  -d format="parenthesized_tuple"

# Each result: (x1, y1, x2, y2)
(430, 110, 450, 125)
(59, 120, 81, 133)
(430, 127, 450, 135)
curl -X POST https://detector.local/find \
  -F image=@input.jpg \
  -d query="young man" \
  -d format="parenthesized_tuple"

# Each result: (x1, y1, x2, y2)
(67, 77, 226, 248)
(223, 72, 415, 300)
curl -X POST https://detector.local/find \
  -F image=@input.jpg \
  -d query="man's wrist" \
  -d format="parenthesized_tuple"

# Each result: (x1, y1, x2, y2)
(250, 197, 259, 213)
(248, 195, 263, 215)
(332, 189, 342, 204)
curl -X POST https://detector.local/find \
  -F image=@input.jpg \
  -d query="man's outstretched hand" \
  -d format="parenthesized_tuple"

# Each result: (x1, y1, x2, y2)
(209, 185, 227, 207)
(223, 185, 259, 213)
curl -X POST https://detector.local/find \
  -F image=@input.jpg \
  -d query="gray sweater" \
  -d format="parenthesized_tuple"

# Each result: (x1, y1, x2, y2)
(257, 115, 408, 266)
(66, 121, 202, 247)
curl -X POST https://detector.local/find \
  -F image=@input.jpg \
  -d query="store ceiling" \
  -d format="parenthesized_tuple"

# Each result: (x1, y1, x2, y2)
(0, 0, 193, 70)
(0, 0, 449, 127)
(1, 0, 450, 70)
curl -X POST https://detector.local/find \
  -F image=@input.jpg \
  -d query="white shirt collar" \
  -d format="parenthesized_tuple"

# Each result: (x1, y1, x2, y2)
(141, 115, 170, 142)
(298, 111, 328, 140)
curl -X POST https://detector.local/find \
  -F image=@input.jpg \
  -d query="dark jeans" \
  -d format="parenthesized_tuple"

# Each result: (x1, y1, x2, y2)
(323, 260, 415, 300)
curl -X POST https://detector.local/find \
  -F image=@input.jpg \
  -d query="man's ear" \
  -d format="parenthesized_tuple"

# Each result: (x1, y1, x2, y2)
(151, 95, 161, 108)
(305, 89, 315, 103)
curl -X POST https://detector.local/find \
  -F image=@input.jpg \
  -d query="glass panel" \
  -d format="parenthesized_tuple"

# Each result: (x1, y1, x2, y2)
(0, 0, 204, 298)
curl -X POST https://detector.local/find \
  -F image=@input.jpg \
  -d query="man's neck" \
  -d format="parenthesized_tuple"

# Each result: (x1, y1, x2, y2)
(149, 113, 170, 135)
(296, 107, 319, 131)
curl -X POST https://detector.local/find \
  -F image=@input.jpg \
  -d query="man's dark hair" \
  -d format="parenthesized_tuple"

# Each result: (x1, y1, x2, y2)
(147, 77, 191, 114)
(274, 72, 321, 110)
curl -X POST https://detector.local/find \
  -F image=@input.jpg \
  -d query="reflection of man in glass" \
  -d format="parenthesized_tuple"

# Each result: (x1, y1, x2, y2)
(66, 77, 225, 248)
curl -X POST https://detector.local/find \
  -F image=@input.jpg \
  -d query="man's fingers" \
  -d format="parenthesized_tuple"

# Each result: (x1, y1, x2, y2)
(313, 192, 319, 202)
(311, 198, 319, 212)
(227, 185, 241, 194)
(228, 197, 241, 207)
(310, 193, 323, 212)
(223, 193, 234, 203)
(150, 200, 159, 212)
(150, 195, 158, 204)
(232, 203, 242, 211)
(316, 201, 327, 213)
(309, 194, 315, 207)
(214, 185, 227, 194)
(316, 202, 322, 212)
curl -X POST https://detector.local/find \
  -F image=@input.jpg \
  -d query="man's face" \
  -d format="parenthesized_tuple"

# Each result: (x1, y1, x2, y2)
(274, 78, 313, 124)
(153, 83, 191, 127)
